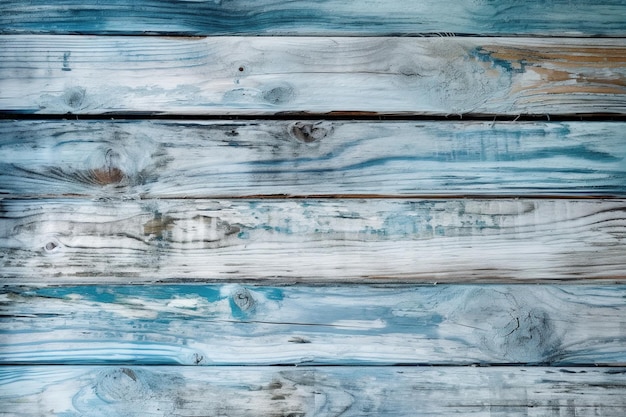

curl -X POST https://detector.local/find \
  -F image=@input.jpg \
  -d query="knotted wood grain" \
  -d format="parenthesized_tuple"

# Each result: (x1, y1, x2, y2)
(1, 366, 625, 416)
(1, 36, 624, 115)
(2, 284, 624, 365)
(1, 198, 624, 284)
(2, 120, 625, 198)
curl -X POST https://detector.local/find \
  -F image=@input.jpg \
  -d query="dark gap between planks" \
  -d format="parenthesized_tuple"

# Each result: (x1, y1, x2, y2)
(3, 113, 626, 122)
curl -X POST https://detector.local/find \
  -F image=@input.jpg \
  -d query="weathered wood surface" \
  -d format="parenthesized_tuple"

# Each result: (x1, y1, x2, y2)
(1, 1, 625, 414)
(1, 366, 625, 416)
(1, 36, 625, 116)
(2, 0, 625, 36)
(2, 284, 625, 365)
(1, 199, 625, 284)
(2, 120, 625, 198)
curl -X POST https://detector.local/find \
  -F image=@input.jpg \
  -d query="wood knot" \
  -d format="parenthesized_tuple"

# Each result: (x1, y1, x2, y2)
(91, 166, 125, 185)
(263, 84, 295, 105)
(289, 121, 332, 143)
(88, 368, 183, 414)
(143, 212, 175, 240)
(496, 307, 561, 363)
(95, 367, 149, 402)
(450, 288, 562, 364)
(43, 240, 61, 253)
(90, 148, 125, 186)
(62, 86, 85, 109)
(231, 287, 256, 315)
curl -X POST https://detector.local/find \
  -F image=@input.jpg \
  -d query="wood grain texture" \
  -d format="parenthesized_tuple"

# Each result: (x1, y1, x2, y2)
(2, 120, 625, 198)
(1, 36, 625, 116)
(2, 0, 626, 36)
(2, 1, 624, 413)
(1, 199, 625, 284)
(1, 366, 625, 416)
(2, 284, 625, 365)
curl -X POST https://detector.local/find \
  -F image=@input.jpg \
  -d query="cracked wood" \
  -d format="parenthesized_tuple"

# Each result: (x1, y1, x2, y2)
(1, 284, 625, 365)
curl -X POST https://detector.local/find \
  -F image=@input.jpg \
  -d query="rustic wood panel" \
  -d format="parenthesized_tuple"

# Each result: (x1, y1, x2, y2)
(1, 366, 625, 416)
(1, 36, 625, 116)
(1, 199, 624, 284)
(2, 0, 624, 413)
(2, 284, 625, 365)
(1, 0, 625, 36)
(2, 120, 625, 198)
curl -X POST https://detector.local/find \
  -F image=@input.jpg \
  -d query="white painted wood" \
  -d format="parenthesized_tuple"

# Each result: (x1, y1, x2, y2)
(1, 36, 624, 115)
(1, 120, 625, 198)
(1, 366, 625, 416)
(1, 284, 624, 365)
(1, 198, 624, 284)
(1, 0, 624, 413)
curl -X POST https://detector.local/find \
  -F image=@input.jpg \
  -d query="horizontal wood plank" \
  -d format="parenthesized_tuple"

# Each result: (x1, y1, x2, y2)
(1, 366, 625, 416)
(1, 284, 625, 365)
(2, 120, 625, 198)
(1, 199, 625, 284)
(1, 36, 625, 116)
(1, 0, 625, 36)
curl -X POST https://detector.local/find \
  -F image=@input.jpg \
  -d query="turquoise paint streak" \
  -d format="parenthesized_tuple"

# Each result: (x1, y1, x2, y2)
(3, 285, 625, 365)
(22, 285, 438, 337)
(1, 1, 625, 35)
(1, 121, 625, 196)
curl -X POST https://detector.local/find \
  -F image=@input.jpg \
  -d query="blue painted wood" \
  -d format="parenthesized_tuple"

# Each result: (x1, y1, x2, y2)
(1, 120, 625, 198)
(1, 0, 625, 36)
(1, 36, 624, 116)
(1, 0, 625, 412)
(1, 366, 625, 416)
(1, 284, 625, 366)
(2, 199, 625, 283)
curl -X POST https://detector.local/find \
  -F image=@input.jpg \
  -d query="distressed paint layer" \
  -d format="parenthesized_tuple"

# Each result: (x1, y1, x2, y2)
(1, 199, 625, 283)
(1, 0, 626, 36)
(1, 284, 625, 365)
(1, 36, 624, 115)
(1, 0, 624, 413)
(1, 366, 625, 416)
(1, 120, 625, 198)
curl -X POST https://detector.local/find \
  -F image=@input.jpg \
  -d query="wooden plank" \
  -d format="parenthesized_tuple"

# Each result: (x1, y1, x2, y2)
(1, 36, 625, 116)
(2, 0, 626, 36)
(2, 120, 625, 198)
(1, 284, 625, 365)
(1, 365, 625, 416)
(1, 198, 625, 284)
